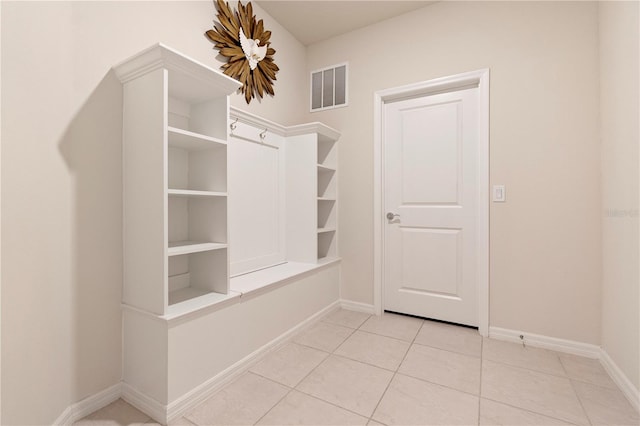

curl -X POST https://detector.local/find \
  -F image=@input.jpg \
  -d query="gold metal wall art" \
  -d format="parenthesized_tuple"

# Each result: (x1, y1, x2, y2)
(206, 0, 279, 104)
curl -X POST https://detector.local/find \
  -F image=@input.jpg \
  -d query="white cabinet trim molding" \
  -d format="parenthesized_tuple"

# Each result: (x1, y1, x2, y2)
(114, 43, 240, 93)
(230, 107, 340, 141)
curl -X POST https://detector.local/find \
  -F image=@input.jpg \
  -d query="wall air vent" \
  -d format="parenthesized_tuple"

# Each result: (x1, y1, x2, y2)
(310, 63, 348, 112)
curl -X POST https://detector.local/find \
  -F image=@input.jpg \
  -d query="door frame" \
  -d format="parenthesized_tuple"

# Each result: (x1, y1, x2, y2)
(373, 69, 490, 336)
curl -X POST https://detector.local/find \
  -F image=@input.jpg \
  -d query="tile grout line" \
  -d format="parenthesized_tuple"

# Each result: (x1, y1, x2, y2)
(391, 370, 484, 400)
(482, 349, 627, 402)
(171, 414, 198, 426)
(354, 327, 420, 344)
(483, 334, 595, 425)
(483, 355, 570, 380)
(332, 318, 365, 352)
(332, 317, 497, 408)
(365, 317, 425, 424)
(287, 313, 374, 421)
(251, 378, 295, 425)
(483, 348, 593, 425)
(557, 355, 622, 390)
(288, 340, 333, 355)
(411, 339, 482, 359)
(479, 396, 583, 426)
(253, 312, 372, 423)
(330, 320, 417, 374)
(292, 388, 373, 421)
(252, 313, 364, 425)
(362, 321, 484, 400)
(329, 313, 432, 421)
(482, 339, 603, 381)
(330, 352, 398, 374)
(562, 355, 594, 426)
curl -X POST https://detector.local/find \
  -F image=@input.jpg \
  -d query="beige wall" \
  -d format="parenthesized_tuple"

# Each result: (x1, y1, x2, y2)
(0, 2, 306, 424)
(306, 1, 602, 344)
(599, 1, 640, 391)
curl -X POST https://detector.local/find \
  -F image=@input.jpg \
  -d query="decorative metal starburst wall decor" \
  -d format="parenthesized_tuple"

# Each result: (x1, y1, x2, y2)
(205, 0, 279, 104)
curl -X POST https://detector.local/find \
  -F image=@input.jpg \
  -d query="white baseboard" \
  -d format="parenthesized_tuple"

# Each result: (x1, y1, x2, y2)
(489, 326, 601, 358)
(489, 327, 640, 413)
(164, 299, 341, 422)
(53, 383, 122, 425)
(121, 382, 167, 424)
(340, 299, 376, 314)
(600, 349, 640, 413)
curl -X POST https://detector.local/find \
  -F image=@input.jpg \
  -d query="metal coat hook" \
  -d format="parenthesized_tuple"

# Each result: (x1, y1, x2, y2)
(230, 117, 238, 132)
(259, 128, 267, 141)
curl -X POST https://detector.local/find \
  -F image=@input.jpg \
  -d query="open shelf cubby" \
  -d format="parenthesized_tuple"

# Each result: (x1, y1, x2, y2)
(317, 230, 337, 260)
(168, 132, 226, 193)
(317, 134, 337, 168)
(168, 195, 227, 248)
(318, 199, 337, 229)
(167, 68, 229, 141)
(168, 248, 228, 306)
(317, 166, 336, 198)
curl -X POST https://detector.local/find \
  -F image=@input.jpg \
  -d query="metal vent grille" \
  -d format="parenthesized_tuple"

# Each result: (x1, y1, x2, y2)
(311, 63, 348, 112)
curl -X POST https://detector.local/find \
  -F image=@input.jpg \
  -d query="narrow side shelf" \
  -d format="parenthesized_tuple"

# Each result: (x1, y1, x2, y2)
(168, 189, 227, 198)
(317, 136, 337, 169)
(317, 230, 337, 260)
(168, 126, 227, 150)
(168, 241, 227, 256)
(317, 228, 336, 234)
(317, 164, 336, 173)
(165, 290, 240, 319)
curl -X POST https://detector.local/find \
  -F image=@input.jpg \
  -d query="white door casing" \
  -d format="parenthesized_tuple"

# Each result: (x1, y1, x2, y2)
(373, 69, 489, 335)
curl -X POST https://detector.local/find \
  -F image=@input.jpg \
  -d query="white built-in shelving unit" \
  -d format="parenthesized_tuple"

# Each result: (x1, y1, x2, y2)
(114, 45, 341, 424)
(114, 44, 241, 316)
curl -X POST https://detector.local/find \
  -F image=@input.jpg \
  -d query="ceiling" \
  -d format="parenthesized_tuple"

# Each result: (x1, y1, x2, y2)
(256, 1, 436, 45)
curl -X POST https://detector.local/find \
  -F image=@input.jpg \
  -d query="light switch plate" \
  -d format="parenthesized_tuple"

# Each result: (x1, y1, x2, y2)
(493, 185, 506, 202)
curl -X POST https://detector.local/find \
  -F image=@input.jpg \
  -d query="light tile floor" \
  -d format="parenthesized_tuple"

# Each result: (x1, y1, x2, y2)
(76, 310, 640, 425)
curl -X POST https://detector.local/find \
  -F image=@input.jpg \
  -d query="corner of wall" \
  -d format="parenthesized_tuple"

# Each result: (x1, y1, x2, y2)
(598, 0, 640, 396)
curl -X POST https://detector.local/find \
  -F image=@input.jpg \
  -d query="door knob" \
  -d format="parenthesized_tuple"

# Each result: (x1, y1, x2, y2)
(386, 212, 400, 220)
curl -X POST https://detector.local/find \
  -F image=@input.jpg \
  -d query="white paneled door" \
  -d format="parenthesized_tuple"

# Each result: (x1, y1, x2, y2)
(383, 87, 480, 326)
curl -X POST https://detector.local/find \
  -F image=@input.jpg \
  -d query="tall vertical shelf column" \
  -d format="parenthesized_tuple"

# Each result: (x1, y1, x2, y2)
(114, 44, 241, 316)
(317, 134, 338, 262)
